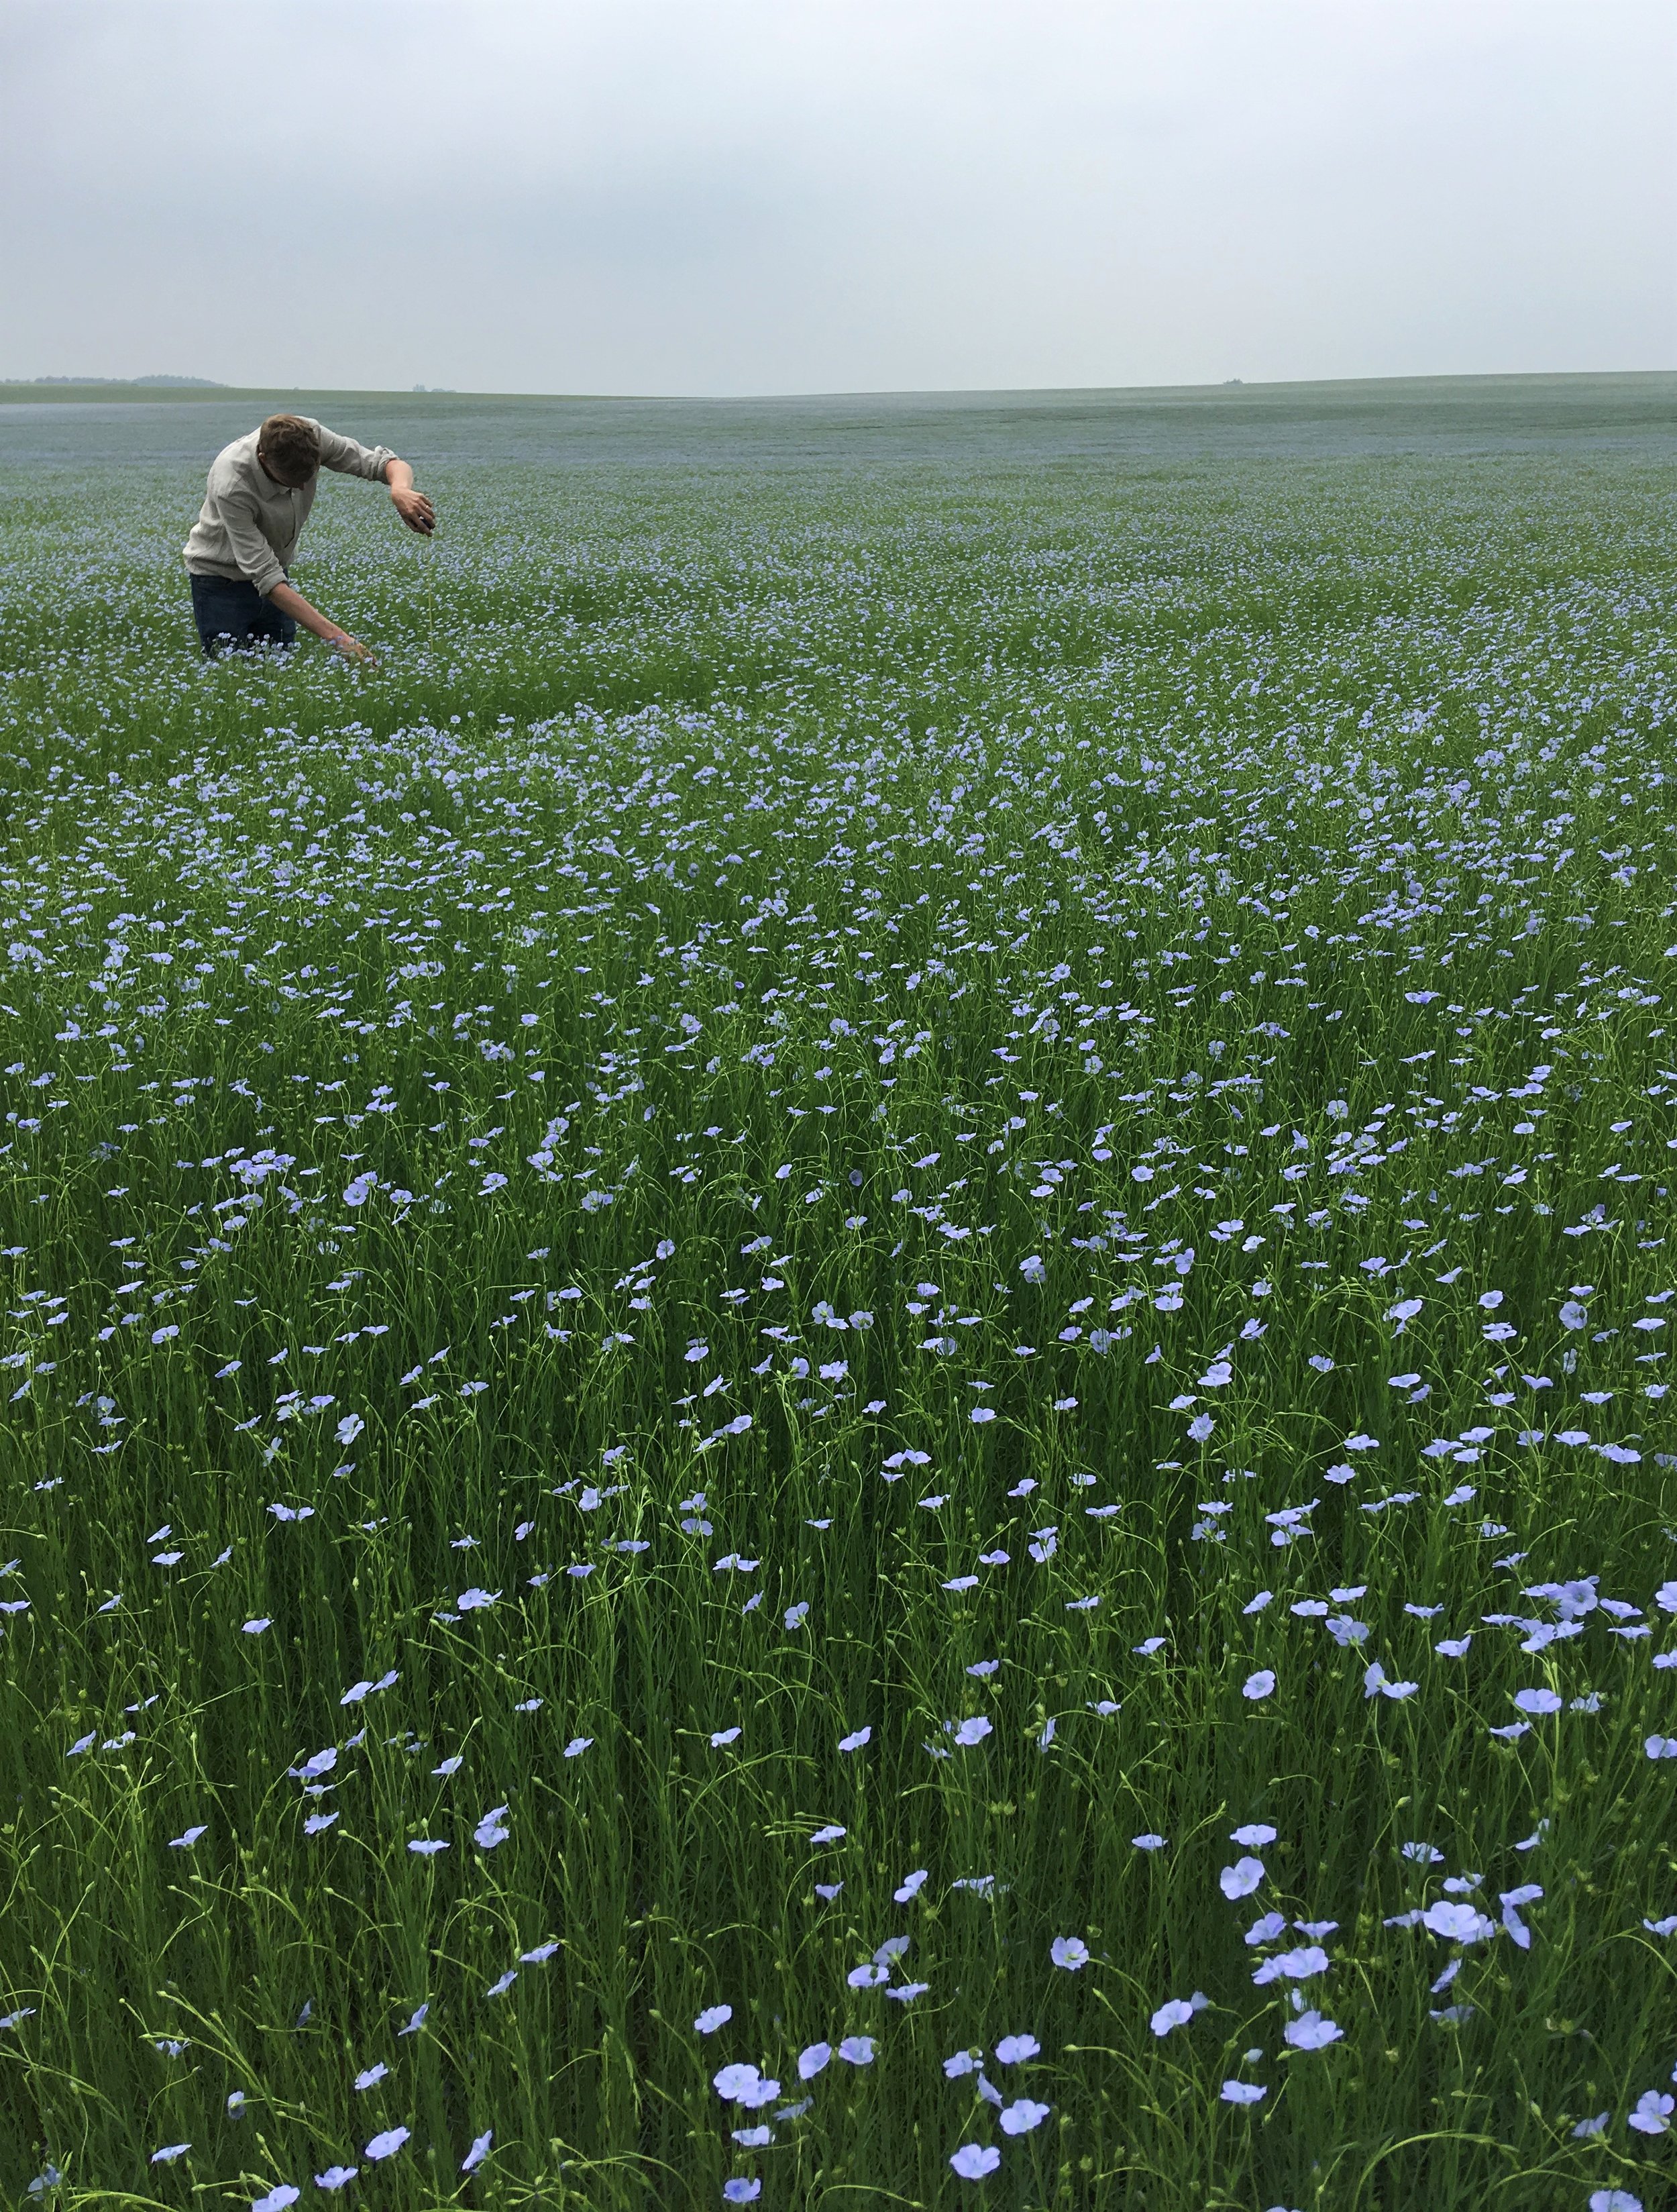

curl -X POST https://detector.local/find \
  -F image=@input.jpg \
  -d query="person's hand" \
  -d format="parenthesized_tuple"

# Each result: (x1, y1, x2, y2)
(329, 629, 378, 665)
(392, 486, 435, 535)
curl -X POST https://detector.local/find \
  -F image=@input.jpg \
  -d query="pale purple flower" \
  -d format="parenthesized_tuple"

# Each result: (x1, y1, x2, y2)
(1242, 1670, 1275, 1700)
(695, 2005, 733, 2035)
(838, 1725, 872, 1753)
(837, 2036, 875, 2064)
(314, 2168, 356, 2193)
(798, 2042, 831, 2079)
(1220, 1856, 1265, 1899)
(462, 2133, 492, 2174)
(950, 2144, 1002, 2180)
(1628, 2090, 1673, 2136)
(995, 2033, 1040, 2064)
(1513, 1687, 1562, 1716)
(1050, 1936, 1089, 1970)
(364, 2127, 410, 2162)
(1150, 1995, 1203, 2037)
(1283, 2009, 1343, 2050)
(714, 2064, 779, 2108)
(1421, 1901, 1496, 1944)
(1500, 1884, 1542, 1948)
(722, 2183, 762, 2205)
(999, 2099, 1051, 2134)
(1221, 2081, 1266, 2105)
(1252, 1946, 1329, 1986)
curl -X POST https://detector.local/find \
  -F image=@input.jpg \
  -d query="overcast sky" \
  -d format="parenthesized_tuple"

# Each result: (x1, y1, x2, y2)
(3, 0, 1671, 396)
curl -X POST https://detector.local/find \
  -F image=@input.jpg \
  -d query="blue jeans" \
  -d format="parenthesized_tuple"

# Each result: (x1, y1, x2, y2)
(189, 572, 296, 655)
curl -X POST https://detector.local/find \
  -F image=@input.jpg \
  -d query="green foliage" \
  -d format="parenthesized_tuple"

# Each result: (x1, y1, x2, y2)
(0, 384, 1672, 2209)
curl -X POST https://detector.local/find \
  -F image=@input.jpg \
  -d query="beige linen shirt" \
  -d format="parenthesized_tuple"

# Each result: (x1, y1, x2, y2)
(182, 420, 397, 598)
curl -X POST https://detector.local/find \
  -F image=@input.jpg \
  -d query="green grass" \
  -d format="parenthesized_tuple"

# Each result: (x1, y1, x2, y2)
(0, 382, 1673, 2211)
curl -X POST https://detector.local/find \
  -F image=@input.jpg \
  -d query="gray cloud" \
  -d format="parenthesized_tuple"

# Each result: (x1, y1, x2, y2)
(2, 0, 1671, 394)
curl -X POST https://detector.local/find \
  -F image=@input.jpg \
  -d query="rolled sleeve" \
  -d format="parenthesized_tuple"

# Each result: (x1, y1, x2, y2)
(213, 490, 288, 598)
(314, 422, 398, 482)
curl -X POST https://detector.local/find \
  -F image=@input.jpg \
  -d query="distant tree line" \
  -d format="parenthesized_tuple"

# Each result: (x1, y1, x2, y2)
(3, 374, 225, 387)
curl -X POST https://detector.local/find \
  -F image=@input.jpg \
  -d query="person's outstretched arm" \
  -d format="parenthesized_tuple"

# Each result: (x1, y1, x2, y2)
(266, 582, 377, 662)
(313, 425, 436, 535)
(384, 457, 435, 535)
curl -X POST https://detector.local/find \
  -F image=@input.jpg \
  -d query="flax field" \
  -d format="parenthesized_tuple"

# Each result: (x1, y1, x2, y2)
(0, 378, 1673, 2212)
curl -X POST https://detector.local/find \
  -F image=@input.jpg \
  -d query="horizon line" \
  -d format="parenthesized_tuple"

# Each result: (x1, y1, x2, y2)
(3, 365, 1674, 407)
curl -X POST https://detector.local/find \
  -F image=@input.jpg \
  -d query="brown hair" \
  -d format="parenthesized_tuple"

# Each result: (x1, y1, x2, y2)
(257, 414, 321, 486)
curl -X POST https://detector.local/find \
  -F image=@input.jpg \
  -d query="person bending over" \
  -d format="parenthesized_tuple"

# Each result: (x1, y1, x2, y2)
(183, 412, 434, 660)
